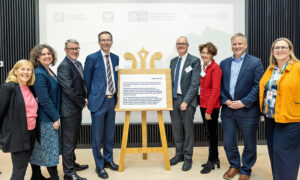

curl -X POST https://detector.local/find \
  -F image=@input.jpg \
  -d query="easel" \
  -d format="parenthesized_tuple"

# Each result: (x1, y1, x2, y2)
(116, 48, 172, 171)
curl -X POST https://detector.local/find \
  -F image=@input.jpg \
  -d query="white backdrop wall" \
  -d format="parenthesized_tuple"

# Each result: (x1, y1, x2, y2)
(39, 0, 245, 124)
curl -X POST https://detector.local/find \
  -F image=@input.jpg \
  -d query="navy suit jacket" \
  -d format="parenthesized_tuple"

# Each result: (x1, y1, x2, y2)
(84, 50, 119, 112)
(34, 66, 61, 122)
(220, 54, 264, 117)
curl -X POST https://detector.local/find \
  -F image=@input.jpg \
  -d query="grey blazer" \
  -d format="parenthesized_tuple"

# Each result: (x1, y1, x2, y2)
(170, 53, 201, 107)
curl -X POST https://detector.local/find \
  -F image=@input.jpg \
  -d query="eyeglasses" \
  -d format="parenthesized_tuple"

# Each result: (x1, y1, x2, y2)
(100, 39, 112, 43)
(176, 43, 188, 46)
(66, 47, 80, 51)
(274, 46, 289, 51)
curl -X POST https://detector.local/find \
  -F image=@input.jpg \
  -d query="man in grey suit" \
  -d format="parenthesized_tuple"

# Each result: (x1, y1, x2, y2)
(169, 36, 200, 171)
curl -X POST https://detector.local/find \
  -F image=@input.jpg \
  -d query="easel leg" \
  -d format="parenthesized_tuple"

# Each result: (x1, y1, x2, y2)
(141, 111, 148, 159)
(118, 111, 131, 172)
(157, 111, 171, 170)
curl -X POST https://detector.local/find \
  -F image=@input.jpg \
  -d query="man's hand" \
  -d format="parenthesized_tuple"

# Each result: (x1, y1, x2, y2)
(180, 102, 188, 111)
(84, 98, 88, 107)
(231, 100, 245, 109)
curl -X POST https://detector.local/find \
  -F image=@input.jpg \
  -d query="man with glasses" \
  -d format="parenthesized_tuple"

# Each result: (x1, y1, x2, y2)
(57, 39, 88, 180)
(220, 33, 264, 180)
(84, 31, 119, 179)
(169, 36, 200, 171)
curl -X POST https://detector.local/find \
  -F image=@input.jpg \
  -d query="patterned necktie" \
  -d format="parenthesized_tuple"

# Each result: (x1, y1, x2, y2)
(173, 57, 182, 98)
(74, 61, 84, 78)
(105, 55, 115, 94)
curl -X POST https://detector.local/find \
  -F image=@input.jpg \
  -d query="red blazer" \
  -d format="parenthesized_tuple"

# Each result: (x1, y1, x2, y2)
(199, 59, 222, 114)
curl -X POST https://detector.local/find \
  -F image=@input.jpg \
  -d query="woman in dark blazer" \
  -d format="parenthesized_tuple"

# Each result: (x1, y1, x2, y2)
(29, 44, 61, 180)
(0, 59, 38, 180)
(198, 42, 222, 174)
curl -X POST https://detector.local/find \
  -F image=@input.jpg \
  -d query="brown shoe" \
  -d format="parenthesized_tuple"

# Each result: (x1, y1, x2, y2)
(238, 174, 250, 180)
(223, 168, 239, 179)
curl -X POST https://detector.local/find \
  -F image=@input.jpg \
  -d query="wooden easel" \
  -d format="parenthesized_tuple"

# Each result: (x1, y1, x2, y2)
(116, 48, 171, 171)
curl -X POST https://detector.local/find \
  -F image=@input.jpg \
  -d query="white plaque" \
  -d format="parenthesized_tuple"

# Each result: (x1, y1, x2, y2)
(119, 74, 167, 109)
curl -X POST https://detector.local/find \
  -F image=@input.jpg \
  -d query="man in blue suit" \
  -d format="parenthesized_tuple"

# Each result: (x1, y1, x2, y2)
(84, 31, 119, 179)
(220, 33, 264, 180)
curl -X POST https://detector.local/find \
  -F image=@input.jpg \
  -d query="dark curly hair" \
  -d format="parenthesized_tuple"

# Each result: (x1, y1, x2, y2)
(30, 44, 57, 68)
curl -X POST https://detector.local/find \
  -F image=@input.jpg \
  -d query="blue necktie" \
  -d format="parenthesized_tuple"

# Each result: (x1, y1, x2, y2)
(173, 57, 182, 98)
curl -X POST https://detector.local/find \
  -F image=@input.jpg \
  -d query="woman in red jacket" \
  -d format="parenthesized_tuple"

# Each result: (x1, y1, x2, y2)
(198, 42, 222, 174)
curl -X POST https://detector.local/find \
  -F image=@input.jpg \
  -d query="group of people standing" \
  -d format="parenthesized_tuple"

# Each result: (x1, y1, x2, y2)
(0, 31, 299, 180)
(0, 31, 119, 180)
(169, 33, 300, 180)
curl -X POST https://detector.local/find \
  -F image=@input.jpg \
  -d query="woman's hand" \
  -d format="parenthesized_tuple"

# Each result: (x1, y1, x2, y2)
(205, 113, 212, 120)
(53, 119, 60, 130)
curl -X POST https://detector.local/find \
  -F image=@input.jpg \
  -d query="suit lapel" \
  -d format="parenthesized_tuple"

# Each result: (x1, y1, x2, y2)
(225, 59, 232, 93)
(180, 54, 190, 83)
(97, 50, 107, 82)
(236, 54, 249, 84)
(65, 57, 84, 80)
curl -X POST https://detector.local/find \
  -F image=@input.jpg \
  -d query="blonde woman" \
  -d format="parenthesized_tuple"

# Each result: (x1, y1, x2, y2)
(0, 60, 38, 180)
(259, 38, 300, 180)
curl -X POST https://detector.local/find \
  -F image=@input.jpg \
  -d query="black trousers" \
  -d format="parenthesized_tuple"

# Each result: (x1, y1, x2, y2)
(200, 107, 220, 162)
(61, 113, 82, 175)
(10, 129, 36, 180)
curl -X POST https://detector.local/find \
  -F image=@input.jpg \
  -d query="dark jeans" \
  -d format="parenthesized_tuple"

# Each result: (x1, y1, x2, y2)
(221, 112, 259, 176)
(200, 107, 220, 162)
(265, 117, 300, 180)
(10, 129, 36, 180)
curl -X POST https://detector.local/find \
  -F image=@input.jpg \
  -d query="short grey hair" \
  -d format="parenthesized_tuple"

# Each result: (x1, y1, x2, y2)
(176, 36, 189, 45)
(231, 33, 247, 43)
(65, 39, 79, 48)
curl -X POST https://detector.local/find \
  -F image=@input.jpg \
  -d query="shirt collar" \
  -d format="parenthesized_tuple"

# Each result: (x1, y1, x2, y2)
(232, 53, 246, 62)
(179, 52, 188, 60)
(66, 56, 78, 64)
(101, 49, 110, 57)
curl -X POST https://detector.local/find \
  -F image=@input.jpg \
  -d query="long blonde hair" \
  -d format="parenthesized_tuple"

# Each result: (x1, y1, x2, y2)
(5, 59, 35, 86)
(268, 37, 299, 69)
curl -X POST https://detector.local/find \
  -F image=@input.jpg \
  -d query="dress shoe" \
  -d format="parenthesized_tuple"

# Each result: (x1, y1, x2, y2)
(64, 173, 87, 180)
(223, 168, 239, 180)
(182, 159, 192, 171)
(104, 161, 119, 171)
(74, 163, 89, 171)
(169, 156, 184, 166)
(238, 174, 250, 180)
(96, 168, 108, 179)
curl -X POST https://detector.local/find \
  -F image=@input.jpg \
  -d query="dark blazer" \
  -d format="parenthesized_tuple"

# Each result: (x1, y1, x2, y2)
(170, 53, 200, 108)
(34, 66, 61, 122)
(84, 50, 119, 112)
(57, 57, 87, 118)
(0, 82, 38, 153)
(220, 54, 264, 117)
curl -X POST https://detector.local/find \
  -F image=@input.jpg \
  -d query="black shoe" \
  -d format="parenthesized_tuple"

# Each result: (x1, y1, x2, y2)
(182, 159, 192, 171)
(169, 156, 184, 166)
(104, 161, 119, 171)
(74, 163, 89, 171)
(95, 168, 108, 179)
(64, 173, 87, 180)
(201, 159, 220, 168)
(200, 161, 217, 174)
